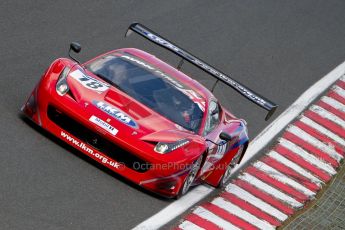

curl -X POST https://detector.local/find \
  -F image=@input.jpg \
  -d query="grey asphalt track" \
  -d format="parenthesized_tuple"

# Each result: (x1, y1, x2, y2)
(1, 1, 345, 229)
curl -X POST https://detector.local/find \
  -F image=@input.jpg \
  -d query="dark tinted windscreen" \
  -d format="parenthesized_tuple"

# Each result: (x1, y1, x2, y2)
(86, 53, 205, 133)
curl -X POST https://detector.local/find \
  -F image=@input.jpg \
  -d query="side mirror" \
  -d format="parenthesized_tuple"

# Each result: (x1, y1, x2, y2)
(68, 42, 81, 63)
(219, 132, 232, 141)
(70, 42, 81, 53)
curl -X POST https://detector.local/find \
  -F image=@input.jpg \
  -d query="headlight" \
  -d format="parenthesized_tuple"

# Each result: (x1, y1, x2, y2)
(56, 67, 71, 96)
(154, 139, 190, 154)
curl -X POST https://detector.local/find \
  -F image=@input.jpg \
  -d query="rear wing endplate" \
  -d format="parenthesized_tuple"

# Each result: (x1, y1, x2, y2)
(125, 22, 278, 120)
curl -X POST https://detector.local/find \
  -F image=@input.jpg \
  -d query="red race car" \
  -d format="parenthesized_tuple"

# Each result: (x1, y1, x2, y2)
(22, 23, 277, 198)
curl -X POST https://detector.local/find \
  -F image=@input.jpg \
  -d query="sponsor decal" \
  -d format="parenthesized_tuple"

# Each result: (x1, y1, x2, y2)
(60, 130, 123, 169)
(121, 55, 155, 71)
(121, 55, 184, 88)
(93, 101, 138, 128)
(70, 69, 110, 93)
(89, 115, 118, 135)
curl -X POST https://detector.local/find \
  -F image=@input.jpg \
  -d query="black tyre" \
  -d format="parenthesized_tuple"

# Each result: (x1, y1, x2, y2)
(218, 145, 244, 188)
(176, 155, 203, 198)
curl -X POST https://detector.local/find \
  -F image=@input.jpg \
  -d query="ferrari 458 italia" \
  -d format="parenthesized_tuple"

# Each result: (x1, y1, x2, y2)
(22, 23, 277, 198)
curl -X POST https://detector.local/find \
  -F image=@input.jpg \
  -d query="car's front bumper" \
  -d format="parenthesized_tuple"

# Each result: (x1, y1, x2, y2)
(22, 87, 191, 198)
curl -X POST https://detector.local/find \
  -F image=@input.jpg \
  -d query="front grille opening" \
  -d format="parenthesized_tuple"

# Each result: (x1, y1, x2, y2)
(47, 105, 149, 172)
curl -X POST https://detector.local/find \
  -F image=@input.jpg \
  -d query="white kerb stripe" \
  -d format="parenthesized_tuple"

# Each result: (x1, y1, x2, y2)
(287, 125, 343, 162)
(322, 96, 345, 113)
(300, 116, 345, 147)
(310, 105, 345, 128)
(238, 173, 303, 208)
(225, 183, 288, 221)
(193, 206, 241, 230)
(268, 151, 322, 186)
(279, 138, 336, 175)
(253, 161, 315, 197)
(332, 85, 345, 99)
(179, 221, 205, 230)
(212, 197, 275, 230)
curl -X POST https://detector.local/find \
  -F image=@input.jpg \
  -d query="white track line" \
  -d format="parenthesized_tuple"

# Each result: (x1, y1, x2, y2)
(212, 197, 275, 230)
(238, 173, 303, 208)
(193, 206, 241, 230)
(132, 62, 345, 230)
(310, 105, 345, 128)
(267, 151, 322, 186)
(299, 116, 345, 147)
(179, 221, 205, 230)
(279, 138, 336, 175)
(253, 161, 315, 197)
(286, 125, 343, 162)
(225, 183, 288, 221)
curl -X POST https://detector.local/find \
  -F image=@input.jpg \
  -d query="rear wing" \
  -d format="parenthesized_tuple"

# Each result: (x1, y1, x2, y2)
(125, 23, 278, 120)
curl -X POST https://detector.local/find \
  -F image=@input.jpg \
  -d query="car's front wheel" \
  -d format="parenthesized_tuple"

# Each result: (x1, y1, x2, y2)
(218, 145, 244, 188)
(177, 155, 203, 198)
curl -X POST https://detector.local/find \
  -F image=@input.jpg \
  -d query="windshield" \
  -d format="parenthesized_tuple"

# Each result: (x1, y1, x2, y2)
(86, 52, 205, 133)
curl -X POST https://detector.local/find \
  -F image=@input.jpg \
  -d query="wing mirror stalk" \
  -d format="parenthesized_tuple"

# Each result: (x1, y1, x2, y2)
(68, 42, 81, 64)
(205, 132, 232, 146)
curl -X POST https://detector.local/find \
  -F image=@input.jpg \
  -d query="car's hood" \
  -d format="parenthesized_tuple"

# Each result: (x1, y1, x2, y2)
(66, 67, 196, 141)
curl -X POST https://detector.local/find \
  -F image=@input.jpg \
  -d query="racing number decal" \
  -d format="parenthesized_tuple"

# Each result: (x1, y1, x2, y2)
(80, 77, 103, 89)
(70, 69, 110, 92)
(215, 141, 228, 156)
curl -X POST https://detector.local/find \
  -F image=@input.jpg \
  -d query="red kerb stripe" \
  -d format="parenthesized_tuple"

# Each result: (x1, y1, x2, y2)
(220, 192, 282, 226)
(304, 110, 345, 139)
(233, 179, 294, 215)
(283, 131, 339, 168)
(336, 79, 345, 90)
(275, 144, 331, 182)
(184, 213, 223, 230)
(294, 120, 345, 156)
(261, 155, 319, 192)
(317, 100, 345, 122)
(202, 202, 258, 230)
(245, 167, 308, 203)
(327, 91, 345, 105)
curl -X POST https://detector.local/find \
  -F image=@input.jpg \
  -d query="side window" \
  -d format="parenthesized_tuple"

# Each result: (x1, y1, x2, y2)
(203, 101, 221, 135)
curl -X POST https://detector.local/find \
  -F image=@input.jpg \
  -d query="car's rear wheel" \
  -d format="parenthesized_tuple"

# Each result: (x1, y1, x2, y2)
(218, 145, 244, 188)
(177, 155, 203, 198)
